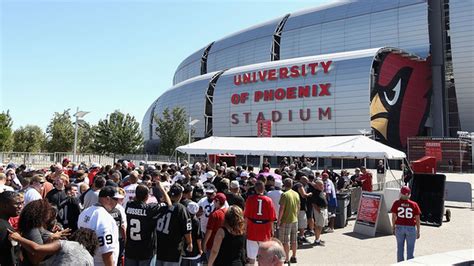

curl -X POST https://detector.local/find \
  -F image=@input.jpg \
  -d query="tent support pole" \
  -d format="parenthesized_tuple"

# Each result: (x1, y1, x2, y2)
(341, 158, 343, 170)
(259, 155, 264, 170)
(316, 157, 319, 170)
(245, 155, 248, 166)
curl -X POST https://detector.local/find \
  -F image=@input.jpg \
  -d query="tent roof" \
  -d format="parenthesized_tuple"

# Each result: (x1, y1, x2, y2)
(176, 136, 406, 159)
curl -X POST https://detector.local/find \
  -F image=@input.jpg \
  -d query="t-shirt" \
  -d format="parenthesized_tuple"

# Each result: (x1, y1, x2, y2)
(377, 164, 385, 174)
(278, 190, 299, 224)
(310, 188, 327, 208)
(40, 240, 94, 266)
(244, 194, 276, 241)
(324, 180, 337, 207)
(0, 184, 14, 193)
(267, 189, 283, 217)
(125, 201, 163, 260)
(24, 187, 42, 205)
(78, 204, 119, 266)
(225, 191, 245, 210)
(156, 202, 192, 262)
(359, 173, 373, 192)
(0, 218, 17, 266)
(58, 197, 82, 232)
(123, 183, 138, 206)
(390, 199, 421, 226)
(197, 197, 214, 233)
(205, 207, 227, 251)
(110, 207, 124, 240)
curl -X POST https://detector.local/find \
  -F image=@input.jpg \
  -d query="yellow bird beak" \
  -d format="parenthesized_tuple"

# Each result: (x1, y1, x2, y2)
(370, 94, 388, 140)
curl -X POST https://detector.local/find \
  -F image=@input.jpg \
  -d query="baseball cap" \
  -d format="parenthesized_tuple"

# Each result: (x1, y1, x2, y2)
(62, 158, 71, 164)
(321, 173, 329, 178)
(206, 171, 216, 179)
(187, 202, 199, 215)
(169, 184, 184, 196)
(275, 179, 283, 188)
(355, 168, 361, 172)
(99, 186, 124, 199)
(6, 163, 17, 169)
(240, 172, 249, 178)
(204, 184, 217, 193)
(90, 163, 101, 169)
(230, 180, 240, 189)
(214, 192, 226, 205)
(400, 186, 411, 196)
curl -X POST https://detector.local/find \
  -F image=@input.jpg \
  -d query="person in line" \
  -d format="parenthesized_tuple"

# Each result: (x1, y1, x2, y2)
(203, 192, 228, 259)
(376, 160, 386, 190)
(391, 186, 421, 262)
(244, 180, 276, 265)
(277, 178, 300, 264)
(46, 174, 68, 209)
(124, 183, 170, 266)
(256, 238, 286, 266)
(155, 184, 193, 266)
(24, 175, 45, 205)
(78, 186, 121, 266)
(208, 205, 246, 266)
(309, 180, 327, 246)
(8, 227, 98, 266)
(321, 173, 337, 233)
(0, 191, 22, 266)
(82, 176, 106, 209)
(0, 173, 14, 193)
(181, 202, 203, 266)
(58, 184, 82, 232)
(357, 166, 373, 192)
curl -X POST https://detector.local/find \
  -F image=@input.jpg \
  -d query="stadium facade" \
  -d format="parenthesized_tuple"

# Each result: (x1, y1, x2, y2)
(143, 0, 473, 152)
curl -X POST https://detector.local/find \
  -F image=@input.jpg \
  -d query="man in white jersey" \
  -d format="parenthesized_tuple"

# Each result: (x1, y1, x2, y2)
(78, 186, 122, 266)
(197, 184, 216, 234)
(122, 171, 139, 206)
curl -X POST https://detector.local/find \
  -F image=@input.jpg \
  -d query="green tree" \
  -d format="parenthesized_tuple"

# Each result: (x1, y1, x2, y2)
(45, 110, 75, 152)
(77, 122, 95, 153)
(93, 110, 143, 154)
(154, 107, 189, 155)
(0, 111, 14, 151)
(13, 125, 46, 152)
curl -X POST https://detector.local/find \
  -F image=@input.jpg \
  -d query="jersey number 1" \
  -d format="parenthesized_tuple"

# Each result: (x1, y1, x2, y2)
(257, 199, 263, 216)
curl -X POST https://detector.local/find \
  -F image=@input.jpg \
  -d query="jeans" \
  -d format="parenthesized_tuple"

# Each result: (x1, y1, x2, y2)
(395, 225, 417, 262)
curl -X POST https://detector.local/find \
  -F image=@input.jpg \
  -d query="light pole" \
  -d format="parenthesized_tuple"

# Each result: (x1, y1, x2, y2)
(188, 116, 200, 163)
(73, 107, 90, 163)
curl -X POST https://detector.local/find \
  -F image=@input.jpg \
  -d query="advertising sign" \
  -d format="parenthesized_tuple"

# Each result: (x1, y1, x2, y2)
(356, 193, 381, 226)
(354, 192, 392, 237)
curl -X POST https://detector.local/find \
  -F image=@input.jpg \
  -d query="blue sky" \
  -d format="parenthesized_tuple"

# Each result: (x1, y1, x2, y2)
(1, 0, 329, 131)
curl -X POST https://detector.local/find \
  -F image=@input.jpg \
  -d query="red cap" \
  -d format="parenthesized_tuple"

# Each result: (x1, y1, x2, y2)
(400, 186, 411, 196)
(322, 173, 329, 178)
(214, 192, 227, 205)
(62, 158, 71, 163)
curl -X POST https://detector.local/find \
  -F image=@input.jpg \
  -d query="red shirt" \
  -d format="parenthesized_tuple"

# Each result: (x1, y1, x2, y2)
(206, 207, 227, 250)
(390, 199, 421, 226)
(244, 194, 276, 241)
(359, 172, 373, 192)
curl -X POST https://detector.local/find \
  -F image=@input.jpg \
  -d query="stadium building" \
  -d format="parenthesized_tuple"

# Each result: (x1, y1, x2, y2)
(143, 0, 473, 153)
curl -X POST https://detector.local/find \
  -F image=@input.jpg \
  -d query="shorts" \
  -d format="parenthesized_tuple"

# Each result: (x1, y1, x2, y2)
(314, 208, 327, 228)
(298, 210, 307, 229)
(246, 239, 260, 260)
(328, 206, 336, 218)
(306, 201, 314, 219)
(278, 222, 298, 244)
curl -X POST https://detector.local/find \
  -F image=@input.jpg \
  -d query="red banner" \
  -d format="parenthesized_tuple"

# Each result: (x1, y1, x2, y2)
(425, 142, 442, 161)
(356, 193, 381, 226)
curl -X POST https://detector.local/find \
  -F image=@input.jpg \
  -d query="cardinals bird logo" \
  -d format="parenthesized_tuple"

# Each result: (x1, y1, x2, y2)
(370, 53, 432, 150)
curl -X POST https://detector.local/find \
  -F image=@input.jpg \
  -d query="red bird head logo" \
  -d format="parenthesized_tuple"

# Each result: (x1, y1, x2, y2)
(370, 53, 432, 149)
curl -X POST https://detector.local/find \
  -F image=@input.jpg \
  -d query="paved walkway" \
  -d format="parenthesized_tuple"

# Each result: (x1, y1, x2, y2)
(294, 172, 474, 265)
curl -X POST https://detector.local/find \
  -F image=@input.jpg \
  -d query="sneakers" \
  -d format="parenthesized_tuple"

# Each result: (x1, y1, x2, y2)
(314, 240, 326, 246)
(290, 257, 297, 263)
(304, 230, 315, 237)
(325, 228, 334, 233)
(298, 236, 310, 244)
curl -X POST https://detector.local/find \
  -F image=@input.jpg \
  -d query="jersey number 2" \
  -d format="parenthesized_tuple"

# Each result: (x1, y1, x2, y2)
(130, 218, 141, 241)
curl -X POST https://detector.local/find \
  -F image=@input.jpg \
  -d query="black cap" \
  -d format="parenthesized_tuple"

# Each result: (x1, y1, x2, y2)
(169, 184, 184, 196)
(99, 186, 124, 199)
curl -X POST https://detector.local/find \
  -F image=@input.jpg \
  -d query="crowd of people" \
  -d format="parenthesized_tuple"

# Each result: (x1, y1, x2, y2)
(0, 156, 395, 266)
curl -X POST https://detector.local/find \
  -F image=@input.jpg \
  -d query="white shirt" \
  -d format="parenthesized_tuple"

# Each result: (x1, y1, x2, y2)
(122, 183, 138, 206)
(267, 189, 283, 217)
(197, 197, 214, 233)
(83, 189, 99, 209)
(24, 187, 42, 205)
(0, 184, 14, 193)
(78, 204, 119, 266)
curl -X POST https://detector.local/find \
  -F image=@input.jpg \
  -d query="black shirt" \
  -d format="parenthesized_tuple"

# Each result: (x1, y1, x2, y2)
(377, 165, 385, 174)
(110, 207, 124, 240)
(310, 188, 327, 208)
(58, 197, 81, 232)
(156, 202, 192, 262)
(182, 216, 202, 258)
(292, 182, 307, 211)
(46, 188, 67, 209)
(225, 191, 245, 210)
(0, 218, 17, 266)
(125, 201, 163, 260)
(214, 227, 245, 266)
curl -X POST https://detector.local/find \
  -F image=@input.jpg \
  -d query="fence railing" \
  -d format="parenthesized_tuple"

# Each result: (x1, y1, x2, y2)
(0, 152, 173, 169)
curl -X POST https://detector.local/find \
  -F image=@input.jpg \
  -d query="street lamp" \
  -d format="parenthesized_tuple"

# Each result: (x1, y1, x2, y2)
(188, 116, 200, 163)
(73, 107, 90, 163)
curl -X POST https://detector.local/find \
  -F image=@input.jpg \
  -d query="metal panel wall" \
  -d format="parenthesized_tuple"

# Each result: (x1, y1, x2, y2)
(450, 0, 474, 132)
(173, 47, 206, 85)
(212, 52, 373, 137)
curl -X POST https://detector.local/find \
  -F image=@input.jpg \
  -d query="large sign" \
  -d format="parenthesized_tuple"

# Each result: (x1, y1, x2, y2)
(229, 61, 333, 125)
(425, 142, 442, 161)
(354, 192, 392, 237)
(370, 53, 432, 149)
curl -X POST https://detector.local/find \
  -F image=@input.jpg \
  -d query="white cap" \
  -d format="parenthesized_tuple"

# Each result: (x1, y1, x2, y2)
(187, 202, 199, 215)
(91, 163, 101, 169)
(230, 180, 240, 189)
(275, 179, 283, 188)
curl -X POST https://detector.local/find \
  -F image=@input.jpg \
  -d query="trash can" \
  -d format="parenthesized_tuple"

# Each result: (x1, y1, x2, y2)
(335, 192, 350, 228)
(410, 173, 446, 226)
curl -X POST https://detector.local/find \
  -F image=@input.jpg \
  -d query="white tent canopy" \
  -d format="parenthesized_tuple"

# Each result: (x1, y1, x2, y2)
(176, 135, 406, 159)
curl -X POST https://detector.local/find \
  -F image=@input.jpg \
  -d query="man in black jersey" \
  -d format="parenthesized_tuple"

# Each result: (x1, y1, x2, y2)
(156, 184, 193, 266)
(58, 184, 82, 232)
(125, 182, 171, 266)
